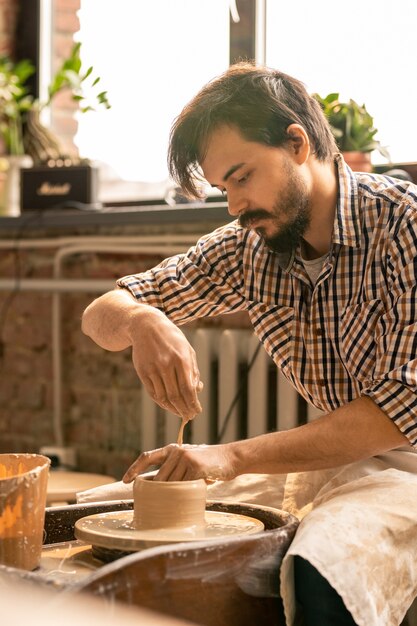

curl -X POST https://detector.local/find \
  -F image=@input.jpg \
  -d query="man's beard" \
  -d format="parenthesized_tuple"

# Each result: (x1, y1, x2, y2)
(263, 205, 310, 254)
(239, 166, 311, 254)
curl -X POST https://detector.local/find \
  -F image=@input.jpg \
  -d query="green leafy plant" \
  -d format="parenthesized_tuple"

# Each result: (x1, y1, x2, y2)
(46, 42, 110, 113)
(0, 58, 35, 154)
(0, 42, 110, 156)
(313, 92, 390, 159)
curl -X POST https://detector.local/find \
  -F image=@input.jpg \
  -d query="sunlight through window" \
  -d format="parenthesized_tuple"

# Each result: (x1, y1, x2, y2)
(75, 0, 229, 199)
(266, 0, 417, 164)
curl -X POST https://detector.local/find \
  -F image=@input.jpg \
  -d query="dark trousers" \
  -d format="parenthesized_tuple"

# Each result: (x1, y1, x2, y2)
(294, 556, 358, 626)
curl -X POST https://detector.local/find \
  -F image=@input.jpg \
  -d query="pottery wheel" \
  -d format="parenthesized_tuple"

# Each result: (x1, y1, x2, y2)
(74, 510, 264, 551)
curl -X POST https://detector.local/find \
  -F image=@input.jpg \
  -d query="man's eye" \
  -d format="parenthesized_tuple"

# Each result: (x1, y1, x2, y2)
(238, 173, 249, 184)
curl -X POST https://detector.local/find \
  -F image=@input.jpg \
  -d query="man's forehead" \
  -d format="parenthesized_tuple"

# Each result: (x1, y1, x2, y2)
(200, 126, 252, 179)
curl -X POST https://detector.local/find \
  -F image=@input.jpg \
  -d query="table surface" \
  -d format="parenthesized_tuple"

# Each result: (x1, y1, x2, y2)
(47, 471, 116, 504)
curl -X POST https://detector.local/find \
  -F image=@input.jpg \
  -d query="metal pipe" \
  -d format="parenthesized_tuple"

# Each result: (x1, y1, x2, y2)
(50, 242, 186, 453)
(0, 234, 200, 250)
(0, 278, 115, 292)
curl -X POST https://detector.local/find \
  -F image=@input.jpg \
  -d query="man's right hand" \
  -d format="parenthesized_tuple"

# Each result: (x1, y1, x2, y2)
(130, 306, 203, 419)
(82, 289, 203, 420)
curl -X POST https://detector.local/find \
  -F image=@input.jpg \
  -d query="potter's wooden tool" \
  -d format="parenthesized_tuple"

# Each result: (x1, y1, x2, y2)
(176, 417, 188, 446)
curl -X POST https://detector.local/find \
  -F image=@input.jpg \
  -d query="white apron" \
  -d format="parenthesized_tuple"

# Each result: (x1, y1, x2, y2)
(208, 447, 417, 626)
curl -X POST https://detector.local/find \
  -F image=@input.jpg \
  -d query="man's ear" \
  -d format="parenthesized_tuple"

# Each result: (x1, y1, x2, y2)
(286, 123, 310, 164)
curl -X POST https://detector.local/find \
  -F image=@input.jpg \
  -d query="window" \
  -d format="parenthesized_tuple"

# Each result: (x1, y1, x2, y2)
(266, 0, 417, 164)
(22, 0, 417, 202)
(74, 0, 230, 201)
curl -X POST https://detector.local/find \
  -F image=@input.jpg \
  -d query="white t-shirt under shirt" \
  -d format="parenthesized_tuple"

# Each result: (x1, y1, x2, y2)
(301, 252, 327, 285)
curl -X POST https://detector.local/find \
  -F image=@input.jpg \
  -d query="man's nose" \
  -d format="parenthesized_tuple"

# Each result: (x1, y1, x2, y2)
(227, 188, 248, 217)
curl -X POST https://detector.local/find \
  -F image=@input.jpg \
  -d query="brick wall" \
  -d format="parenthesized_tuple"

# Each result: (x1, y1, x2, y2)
(0, 220, 249, 479)
(0, 235, 165, 477)
(0, 0, 19, 56)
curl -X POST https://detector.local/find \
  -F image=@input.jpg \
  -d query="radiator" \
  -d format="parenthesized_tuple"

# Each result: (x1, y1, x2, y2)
(140, 328, 323, 451)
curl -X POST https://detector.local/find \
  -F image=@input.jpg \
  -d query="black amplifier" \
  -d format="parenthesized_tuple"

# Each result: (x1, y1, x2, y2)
(20, 164, 98, 211)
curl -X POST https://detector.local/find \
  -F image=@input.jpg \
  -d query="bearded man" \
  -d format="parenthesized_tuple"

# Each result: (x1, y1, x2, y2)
(82, 63, 417, 626)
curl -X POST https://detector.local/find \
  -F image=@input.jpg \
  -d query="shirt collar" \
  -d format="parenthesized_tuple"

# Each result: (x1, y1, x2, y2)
(332, 153, 362, 248)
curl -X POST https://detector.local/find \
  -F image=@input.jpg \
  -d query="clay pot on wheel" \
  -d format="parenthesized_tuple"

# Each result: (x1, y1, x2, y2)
(133, 476, 207, 531)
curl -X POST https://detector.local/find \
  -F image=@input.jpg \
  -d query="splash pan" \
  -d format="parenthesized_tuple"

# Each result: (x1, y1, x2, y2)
(74, 509, 264, 551)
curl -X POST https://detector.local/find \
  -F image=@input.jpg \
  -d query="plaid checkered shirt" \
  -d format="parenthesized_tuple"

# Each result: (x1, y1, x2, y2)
(117, 155, 417, 445)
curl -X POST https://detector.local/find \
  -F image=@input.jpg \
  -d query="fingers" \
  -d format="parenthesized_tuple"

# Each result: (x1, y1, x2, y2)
(174, 364, 203, 419)
(123, 442, 234, 485)
(153, 450, 189, 481)
(123, 444, 203, 483)
(131, 331, 203, 420)
(145, 374, 183, 417)
(144, 370, 202, 419)
(161, 349, 202, 419)
(123, 446, 171, 483)
(122, 445, 188, 483)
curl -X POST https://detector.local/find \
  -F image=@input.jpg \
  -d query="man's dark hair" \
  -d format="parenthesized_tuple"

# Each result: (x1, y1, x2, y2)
(168, 62, 338, 197)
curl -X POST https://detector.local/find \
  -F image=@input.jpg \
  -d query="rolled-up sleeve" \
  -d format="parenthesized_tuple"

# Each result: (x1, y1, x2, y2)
(116, 223, 247, 325)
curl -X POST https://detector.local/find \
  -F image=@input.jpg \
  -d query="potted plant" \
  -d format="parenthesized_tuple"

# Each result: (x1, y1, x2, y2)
(0, 42, 110, 161)
(0, 42, 110, 215)
(0, 56, 35, 214)
(313, 92, 390, 172)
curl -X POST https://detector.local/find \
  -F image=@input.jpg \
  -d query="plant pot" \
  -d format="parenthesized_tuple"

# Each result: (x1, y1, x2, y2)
(342, 151, 372, 173)
(0, 154, 33, 216)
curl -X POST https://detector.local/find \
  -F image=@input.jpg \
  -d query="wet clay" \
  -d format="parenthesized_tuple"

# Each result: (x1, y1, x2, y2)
(0, 453, 50, 570)
(74, 433, 264, 551)
(133, 476, 207, 531)
(74, 509, 264, 551)
(74, 476, 265, 551)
